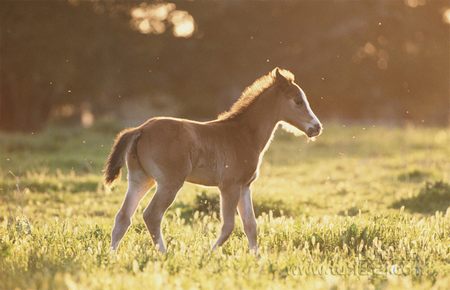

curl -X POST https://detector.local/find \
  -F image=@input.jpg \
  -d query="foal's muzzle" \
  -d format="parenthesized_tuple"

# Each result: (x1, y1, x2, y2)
(306, 123, 322, 137)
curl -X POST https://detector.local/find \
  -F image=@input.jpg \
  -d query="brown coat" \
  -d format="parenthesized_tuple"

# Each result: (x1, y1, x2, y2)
(106, 67, 322, 253)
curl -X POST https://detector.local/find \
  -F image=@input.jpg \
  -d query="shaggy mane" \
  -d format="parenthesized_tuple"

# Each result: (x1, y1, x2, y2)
(218, 69, 294, 120)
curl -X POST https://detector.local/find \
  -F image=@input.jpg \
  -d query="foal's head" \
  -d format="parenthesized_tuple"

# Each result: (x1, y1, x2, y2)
(273, 68, 322, 138)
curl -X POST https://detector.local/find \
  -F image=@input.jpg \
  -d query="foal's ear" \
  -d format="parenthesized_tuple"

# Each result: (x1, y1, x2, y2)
(271, 67, 283, 79)
(272, 67, 290, 87)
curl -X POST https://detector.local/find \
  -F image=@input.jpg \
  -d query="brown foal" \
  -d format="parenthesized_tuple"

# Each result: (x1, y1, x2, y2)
(105, 67, 322, 253)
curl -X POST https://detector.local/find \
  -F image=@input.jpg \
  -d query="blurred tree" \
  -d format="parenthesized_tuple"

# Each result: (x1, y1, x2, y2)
(0, 0, 448, 131)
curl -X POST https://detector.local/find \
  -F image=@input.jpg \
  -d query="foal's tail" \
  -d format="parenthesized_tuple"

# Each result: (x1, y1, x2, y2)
(104, 127, 141, 185)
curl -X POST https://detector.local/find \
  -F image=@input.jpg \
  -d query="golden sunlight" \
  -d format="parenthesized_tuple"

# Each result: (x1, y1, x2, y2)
(170, 10, 195, 38)
(404, 0, 427, 8)
(130, 2, 195, 37)
(443, 8, 450, 24)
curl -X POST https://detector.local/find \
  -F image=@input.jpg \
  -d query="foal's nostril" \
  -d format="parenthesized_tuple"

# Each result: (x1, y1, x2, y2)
(307, 124, 322, 137)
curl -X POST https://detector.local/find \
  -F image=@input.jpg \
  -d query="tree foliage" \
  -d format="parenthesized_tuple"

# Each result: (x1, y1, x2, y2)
(0, 0, 448, 131)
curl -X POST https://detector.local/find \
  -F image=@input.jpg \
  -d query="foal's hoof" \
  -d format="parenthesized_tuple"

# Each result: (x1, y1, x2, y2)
(155, 244, 167, 254)
(250, 249, 261, 258)
(109, 247, 119, 259)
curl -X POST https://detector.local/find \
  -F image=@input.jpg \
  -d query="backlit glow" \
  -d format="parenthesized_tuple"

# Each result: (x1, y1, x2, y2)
(130, 2, 195, 37)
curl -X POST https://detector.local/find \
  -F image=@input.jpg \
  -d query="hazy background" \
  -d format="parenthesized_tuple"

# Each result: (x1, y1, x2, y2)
(1, 0, 449, 132)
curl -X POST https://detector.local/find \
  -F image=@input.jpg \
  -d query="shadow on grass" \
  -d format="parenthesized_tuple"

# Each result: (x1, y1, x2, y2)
(338, 206, 369, 217)
(397, 169, 431, 183)
(174, 191, 298, 220)
(391, 181, 450, 214)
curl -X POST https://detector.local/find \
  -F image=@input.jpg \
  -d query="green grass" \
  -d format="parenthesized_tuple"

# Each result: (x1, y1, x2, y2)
(0, 122, 449, 290)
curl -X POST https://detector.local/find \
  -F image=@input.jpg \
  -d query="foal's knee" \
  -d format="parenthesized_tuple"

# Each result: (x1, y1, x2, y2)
(115, 210, 131, 227)
(143, 208, 161, 230)
(142, 208, 153, 225)
(243, 218, 256, 230)
(243, 219, 257, 236)
(221, 221, 235, 237)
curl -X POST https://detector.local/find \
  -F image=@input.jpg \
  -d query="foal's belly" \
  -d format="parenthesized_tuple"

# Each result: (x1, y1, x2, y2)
(186, 159, 259, 187)
(186, 147, 222, 186)
(186, 167, 219, 186)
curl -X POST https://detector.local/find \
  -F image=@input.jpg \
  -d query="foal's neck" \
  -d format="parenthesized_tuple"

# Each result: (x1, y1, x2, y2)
(239, 87, 280, 153)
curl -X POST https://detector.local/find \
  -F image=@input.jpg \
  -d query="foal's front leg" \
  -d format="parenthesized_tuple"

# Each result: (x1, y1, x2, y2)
(237, 186, 258, 252)
(212, 185, 240, 250)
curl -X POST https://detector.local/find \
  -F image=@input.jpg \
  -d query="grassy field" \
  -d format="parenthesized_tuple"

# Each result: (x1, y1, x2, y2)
(0, 121, 449, 290)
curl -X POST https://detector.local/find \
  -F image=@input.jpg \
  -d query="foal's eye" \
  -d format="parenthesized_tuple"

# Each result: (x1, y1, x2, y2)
(294, 98, 303, 106)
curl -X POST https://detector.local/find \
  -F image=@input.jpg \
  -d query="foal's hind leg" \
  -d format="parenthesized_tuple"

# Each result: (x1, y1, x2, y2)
(111, 167, 154, 250)
(143, 181, 183, 253)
